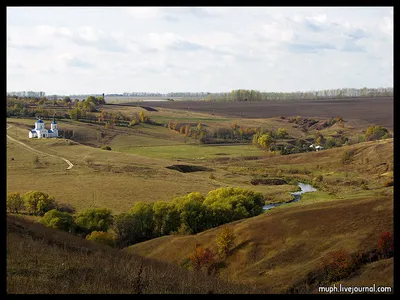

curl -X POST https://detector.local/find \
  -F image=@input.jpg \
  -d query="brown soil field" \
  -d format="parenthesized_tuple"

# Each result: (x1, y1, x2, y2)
(127, 97, 393, 128)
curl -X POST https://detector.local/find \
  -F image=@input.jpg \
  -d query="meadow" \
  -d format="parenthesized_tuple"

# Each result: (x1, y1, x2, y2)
(6, 98, 393, 293)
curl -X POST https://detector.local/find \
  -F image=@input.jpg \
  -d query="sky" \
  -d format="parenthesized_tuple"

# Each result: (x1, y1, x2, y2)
(7, 6, 393, 95)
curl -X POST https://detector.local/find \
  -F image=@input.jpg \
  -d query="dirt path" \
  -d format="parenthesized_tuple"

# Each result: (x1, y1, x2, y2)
(7, 124, 74, 170)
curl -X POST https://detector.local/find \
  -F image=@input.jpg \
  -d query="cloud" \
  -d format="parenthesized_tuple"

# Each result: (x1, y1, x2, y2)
(340, 39, 366, 53)
(8, 43, 48, 50)
(287, 42, 337, 53)
(7, 7, 393, 94)
(37, 25, 130, 53)
(37, 25, 71, 37)
(345, 28, 368, 40)
(168, 40, 206, 51)
(59, 53, 94, 69)
(126, 7, 181, 22)
(126, 7, 162, 19)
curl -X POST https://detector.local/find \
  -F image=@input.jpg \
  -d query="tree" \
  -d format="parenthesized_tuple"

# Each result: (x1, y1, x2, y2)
(216, 226, 235, 258)
(86, 231, 116, 247)
(377, 232, 393, 259)
(63, 96, 71, 104)
(113, 212, 137, 248)
(184, 124, 191, 136)
(129, 202, 155, 240)
(276, 128, 288, 139)
(75, 207, 114, 236)
(7, 192, 25, 213)
(318, 249, 353, 282)
(252, 132, 261, 146)
(38, 97, 47, 105)
(86, 96, 97, 104)
(24, 191, 57, 216)
(96, 96, 105, 105)
(139, 111, 147, 123)
(69, 107, 82, 120)
(257, 133, 274, 150)
(365, 125, 375, 138)
(152, 201, 173, 236)
(189, 245, 216, 274)
(57, 202, 76, 214)
(101, 145, 112, 151)
(173, 192, 208, 234)
(316, 136, 324, 146)
(204, 187, 264, 222)
(41, 209, 74, 232)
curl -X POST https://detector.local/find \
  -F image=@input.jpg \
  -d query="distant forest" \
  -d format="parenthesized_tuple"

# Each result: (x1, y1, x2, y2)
(7, 87, 393, 102)
(203, 87, 393, 102)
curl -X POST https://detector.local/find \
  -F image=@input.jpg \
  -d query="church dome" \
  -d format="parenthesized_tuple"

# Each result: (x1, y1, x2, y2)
(36, 119, 44, 123)
(52, 120, 57, 124)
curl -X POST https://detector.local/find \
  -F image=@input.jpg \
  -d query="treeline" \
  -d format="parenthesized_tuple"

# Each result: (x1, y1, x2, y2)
(6, 95, 104, 118)
(7, 188, 264, 249)
(204, 88, 393, 102)
(166, 121, 262, 144)
(7, 91, 46, 98)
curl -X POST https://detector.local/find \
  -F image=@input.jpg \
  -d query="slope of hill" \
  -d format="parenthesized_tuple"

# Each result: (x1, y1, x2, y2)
(127, 140, 394, 293)
(127, 195, 393, 293)
(6, 214, 258, 294)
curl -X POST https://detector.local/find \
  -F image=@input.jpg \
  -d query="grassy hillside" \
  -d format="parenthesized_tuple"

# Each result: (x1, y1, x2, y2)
(7, 214, 257, 294)
(6, 108, 393, 294)
(126, 139, 394, 293)
(127, 195, 393, 293)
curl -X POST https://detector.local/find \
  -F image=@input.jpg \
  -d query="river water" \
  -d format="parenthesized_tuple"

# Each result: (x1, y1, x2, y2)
(263, 182, 317, 210)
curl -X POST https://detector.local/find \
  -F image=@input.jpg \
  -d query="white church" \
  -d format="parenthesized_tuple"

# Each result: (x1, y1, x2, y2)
(29, 118, 59, 138)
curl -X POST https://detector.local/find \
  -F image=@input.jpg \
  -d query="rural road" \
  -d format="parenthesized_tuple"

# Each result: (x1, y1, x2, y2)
(6, 124, 74, 170)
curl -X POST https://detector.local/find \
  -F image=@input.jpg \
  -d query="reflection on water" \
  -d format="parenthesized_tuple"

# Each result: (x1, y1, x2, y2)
(263, 182, 317, 210)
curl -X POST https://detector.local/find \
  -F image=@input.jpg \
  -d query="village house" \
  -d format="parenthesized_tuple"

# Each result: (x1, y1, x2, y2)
(309, 144, 324, 151)
(29, 118, 59, 138)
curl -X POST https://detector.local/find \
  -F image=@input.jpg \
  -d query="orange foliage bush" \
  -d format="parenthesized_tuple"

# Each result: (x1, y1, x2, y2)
(189, 245, 216, 275)
(318, 249, 354, 282)
(377, 232, 393, 259)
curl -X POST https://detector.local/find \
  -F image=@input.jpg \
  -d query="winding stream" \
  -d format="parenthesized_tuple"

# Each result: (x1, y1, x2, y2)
(263, 182, 317, 210)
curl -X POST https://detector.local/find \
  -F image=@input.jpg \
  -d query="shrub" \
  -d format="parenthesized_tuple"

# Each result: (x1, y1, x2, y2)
(384, 180, 394, 187)
(209, 173, 216, 180)
(86, 231, 116, 248)
(189, 245, 216, 275)
(377, 232, 393, 259)
(314, 175, 323, 182)
(360, 183, 369, 190)
(101, 145, 112, 151)
(176, 223, 191, 235)
(33, 156, 40, 167)
(318, 249, 354, 282)
(129, 119, 139, 127)
(276, 128, 289, 139)
(84, 156, 93, 165)
(341, 150, 355, 165)
(57, 202, 76, 214)
(24, 191, 57, 216)
(358, 135, 366, 143)
(216, 227, 235, 258)
(41, 209, 74, 232)
(7, 192, 25, 213)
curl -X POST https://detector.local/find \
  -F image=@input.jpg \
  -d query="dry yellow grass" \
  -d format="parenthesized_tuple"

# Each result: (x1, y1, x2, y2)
(7, 214, 257, 294)
(128, 195, 393, 293)
(6, 112, 393, 294)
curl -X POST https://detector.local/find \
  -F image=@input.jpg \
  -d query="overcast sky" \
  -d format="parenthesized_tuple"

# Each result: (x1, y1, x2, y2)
(7, 6, 393, 95)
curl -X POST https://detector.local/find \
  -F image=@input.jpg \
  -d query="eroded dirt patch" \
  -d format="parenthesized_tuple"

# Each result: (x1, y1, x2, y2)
(166, 164, 213, 173)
